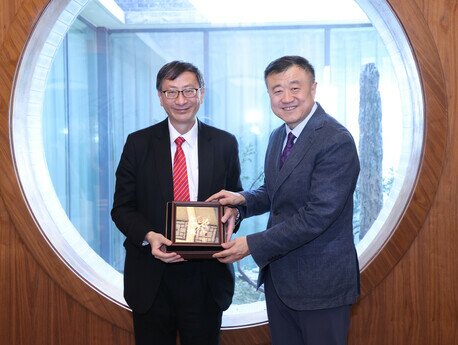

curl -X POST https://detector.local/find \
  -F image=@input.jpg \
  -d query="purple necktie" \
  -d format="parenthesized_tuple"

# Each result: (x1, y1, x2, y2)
(280, 132, 296, 168)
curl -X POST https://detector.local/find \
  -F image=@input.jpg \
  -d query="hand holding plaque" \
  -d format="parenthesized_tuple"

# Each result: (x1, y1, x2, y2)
(165, 201, 225, 259)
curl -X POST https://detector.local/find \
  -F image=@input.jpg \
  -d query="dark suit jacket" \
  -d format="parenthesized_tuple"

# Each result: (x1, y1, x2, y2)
(243, 103, 360, 310)
(111, 118, 242, 313)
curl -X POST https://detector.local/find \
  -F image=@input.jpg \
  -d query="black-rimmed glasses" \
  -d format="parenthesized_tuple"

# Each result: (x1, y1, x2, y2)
(162, 88, 201, 99)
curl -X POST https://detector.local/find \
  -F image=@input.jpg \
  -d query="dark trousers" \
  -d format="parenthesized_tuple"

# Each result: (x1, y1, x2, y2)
(133, 262, 222, 345)
(265, 268, 351, 345)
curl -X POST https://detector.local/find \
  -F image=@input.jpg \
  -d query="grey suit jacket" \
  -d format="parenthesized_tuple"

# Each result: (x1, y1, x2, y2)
(244, 103, 360, 310)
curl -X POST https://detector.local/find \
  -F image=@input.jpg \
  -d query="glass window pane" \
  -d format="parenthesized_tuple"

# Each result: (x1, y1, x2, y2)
(27, 0, 421, 328)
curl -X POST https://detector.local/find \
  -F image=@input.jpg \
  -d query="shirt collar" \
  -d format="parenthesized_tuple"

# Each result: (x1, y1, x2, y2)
(285, 102, 317, 138)
(168, 119, 198, 148)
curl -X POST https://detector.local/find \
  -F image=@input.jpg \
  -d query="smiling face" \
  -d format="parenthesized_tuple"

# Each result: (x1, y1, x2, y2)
(158, 71, 205, 134)
(266, 65, 317, 129)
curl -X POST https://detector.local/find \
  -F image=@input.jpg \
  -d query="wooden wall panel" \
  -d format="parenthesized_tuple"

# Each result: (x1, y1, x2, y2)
(349, 0, 458, 344)
(0, 0, 22, 44)
(0, 189, 134, 344)
(0, 0, 457, 344)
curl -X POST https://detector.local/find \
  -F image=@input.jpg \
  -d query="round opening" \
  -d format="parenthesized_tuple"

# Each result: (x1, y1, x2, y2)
(11, 0, 423, 329)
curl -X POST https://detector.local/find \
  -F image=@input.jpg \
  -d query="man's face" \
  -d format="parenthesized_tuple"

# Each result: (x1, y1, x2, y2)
(266, 65, 317, 129)
(158, 71, 204, 131)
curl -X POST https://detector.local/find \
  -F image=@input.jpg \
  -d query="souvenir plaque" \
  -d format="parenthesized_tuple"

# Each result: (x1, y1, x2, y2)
(165, 201, 225, 259)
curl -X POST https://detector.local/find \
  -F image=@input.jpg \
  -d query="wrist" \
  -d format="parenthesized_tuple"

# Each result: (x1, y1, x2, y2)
(234, 207, 241, 225)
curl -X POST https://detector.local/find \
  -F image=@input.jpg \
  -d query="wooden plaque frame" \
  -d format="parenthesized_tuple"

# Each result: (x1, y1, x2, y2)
(165, 201, 225, 259)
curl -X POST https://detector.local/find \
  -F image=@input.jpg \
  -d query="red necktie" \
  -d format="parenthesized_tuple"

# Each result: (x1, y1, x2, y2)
(173, 137, 190, 201)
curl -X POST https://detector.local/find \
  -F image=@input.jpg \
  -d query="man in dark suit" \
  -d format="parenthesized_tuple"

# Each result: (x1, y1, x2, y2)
(111, 61, 242, 345)
(208, 56, 360, 345)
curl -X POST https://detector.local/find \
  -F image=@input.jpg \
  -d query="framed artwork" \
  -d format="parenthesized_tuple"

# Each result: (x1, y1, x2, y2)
(165, 201, 225, 259)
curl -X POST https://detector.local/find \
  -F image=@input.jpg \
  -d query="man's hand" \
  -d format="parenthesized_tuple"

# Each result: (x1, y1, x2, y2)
(213, 237, 250, 263)
(206, 189, 246, 206)
(145, 231, 185, 263)
(222, 207, 239, 241)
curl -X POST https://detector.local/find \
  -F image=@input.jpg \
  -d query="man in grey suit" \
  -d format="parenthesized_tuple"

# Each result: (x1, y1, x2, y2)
(208, 56, 360, 345)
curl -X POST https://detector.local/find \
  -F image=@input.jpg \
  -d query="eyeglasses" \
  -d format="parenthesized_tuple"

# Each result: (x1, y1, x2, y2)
(162, 88, 201, 99)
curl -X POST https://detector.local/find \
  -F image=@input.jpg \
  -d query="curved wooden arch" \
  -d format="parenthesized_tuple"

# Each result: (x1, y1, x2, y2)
(0, 0, 448, 344)
(0, 0, 133, 332)
(358, 0, 447, 297)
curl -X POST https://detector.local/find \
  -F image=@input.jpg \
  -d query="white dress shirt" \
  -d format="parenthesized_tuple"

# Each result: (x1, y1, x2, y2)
(282, 102, 317, 149)
(168, 119, 199, 201)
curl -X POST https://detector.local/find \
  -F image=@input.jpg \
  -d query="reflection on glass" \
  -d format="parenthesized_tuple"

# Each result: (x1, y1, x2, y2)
(41, 0, 414, 322)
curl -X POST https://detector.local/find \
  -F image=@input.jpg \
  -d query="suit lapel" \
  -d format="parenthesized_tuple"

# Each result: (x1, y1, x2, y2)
(271, 107, 325, 196)
(266, 126, 286, 174)
(151, 119, 174, 202)
(197, 121, 214, 201)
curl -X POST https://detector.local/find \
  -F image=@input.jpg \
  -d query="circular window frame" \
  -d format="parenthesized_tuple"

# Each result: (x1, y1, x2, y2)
(2, 0, 447, 332)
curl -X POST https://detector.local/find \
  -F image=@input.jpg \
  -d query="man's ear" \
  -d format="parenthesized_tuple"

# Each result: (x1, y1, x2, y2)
(199, 87, 205, 104)
(311, 82, 317, 97)
(157, 90, 163, 106)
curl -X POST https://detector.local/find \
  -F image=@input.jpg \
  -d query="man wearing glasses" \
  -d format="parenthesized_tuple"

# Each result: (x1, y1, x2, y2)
(111, 61, 242, 345)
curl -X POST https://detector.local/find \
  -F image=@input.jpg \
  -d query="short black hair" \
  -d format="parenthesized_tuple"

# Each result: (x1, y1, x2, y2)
(156, 61, 205, 91)
(264, 56, 315, 84)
